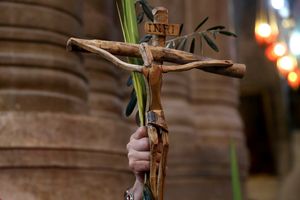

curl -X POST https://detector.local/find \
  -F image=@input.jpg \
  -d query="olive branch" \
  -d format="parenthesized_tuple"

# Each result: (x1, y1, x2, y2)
(125, 0, 237, 118)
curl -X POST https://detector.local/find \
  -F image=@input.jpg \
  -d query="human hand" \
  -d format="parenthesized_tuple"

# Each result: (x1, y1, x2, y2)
(126, 127, 150, 200)
(126, 127, 163, 199)
(127, 126, 150, 183)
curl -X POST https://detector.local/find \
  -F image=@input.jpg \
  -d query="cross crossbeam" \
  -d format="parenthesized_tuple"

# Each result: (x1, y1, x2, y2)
(67, 38, 246, 78)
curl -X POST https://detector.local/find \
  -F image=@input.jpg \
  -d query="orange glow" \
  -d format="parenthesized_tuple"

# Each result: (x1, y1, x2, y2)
(277, 55, 297, 76)
(255, 0, 279, 45)
(273, 43, 287, 56)
(265, 45, 277, 61)
(255, 23, 278, 44)
(256, 23, 272, 38)
(287, 69, 300, 89)
(288, 71, 298, 82)
(265, 42, 287, 61)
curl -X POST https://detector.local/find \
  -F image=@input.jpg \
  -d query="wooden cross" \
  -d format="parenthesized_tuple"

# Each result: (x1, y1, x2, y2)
(66, 7, 246, 200)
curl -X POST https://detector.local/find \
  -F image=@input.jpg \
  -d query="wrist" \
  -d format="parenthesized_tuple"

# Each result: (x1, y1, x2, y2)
(125, 178, 144, 200)
(133, 179, 144, 200)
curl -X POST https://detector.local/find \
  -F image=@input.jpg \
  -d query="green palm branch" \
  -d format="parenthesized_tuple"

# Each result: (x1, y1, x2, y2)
(230, 139, 242, 200)
(116, 0, 147, 126)
(116, 0, 152, 199)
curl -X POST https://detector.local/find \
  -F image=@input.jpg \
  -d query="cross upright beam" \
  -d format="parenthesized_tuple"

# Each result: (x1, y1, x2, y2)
(151, 7, 170, 47)
(145, 7, 172, 200)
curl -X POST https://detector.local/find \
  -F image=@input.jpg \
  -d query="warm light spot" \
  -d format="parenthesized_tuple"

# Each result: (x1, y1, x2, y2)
(288, 71, 298, 83)
(266, 42, 287, 61)
(255, 22, 277, 44)
(277, 56, 296, 71)
(274, 43, 287, 56)
(271, 0, 285, 10)
(256, 23, 272, 38)
(289, 31, 300, 56)
(287, 70, 300, 89)
(279, 6, 290, 18)
(277, 55, 297, 76)
(282, 19, 295, 29)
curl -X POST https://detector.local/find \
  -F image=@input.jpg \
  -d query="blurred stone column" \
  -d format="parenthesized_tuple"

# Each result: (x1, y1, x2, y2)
(0, 0, 87, 113)
(178, 0, 248, 199)
(280, 133, 300, 200)
(0, 1, 131, 199)
(83, 0, 123, 119)
(83, 0, 134, 198)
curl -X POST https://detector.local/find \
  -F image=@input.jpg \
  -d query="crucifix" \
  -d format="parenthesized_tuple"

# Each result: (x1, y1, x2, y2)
(67, 6, 245, 200)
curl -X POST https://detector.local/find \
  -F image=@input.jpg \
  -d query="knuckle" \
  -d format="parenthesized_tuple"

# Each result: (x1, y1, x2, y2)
(133, 165, 139, 172)
(142, 139, 150, 150)
(145, 152, 151, 160)
(128, 150, 136, 159)
(128, 151, 133, 158)
(139, 127, 145, 133)
(126, 143, 131, 151)
(142, 127, 148, 136)
(142, 162, 150, 171)
(130, 135, 134, 141)
(129, 160, 135, 169)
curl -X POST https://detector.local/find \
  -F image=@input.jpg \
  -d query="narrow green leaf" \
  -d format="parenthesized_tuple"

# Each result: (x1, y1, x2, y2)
(199, 33, 203, 55)
(127, 75, 132, 86)
(166, 41, 175, 49)
(207, 25, 225, 31)
(189, 38, 195, 53)
(230, 140, 242, 200)
(203, 33, 219, 52)
(219, 30, 238, 37)
(135, 111, 141, 126)
(139, 1, 154, 21)
(139, 34, 152, 43)
(212, 31, 217, 39)
(116, 2, 128, 42)
(177, 37, 187, 51)
(194, 17, 209, 32)
(179, 24, 184, 36)
(143, 184, 154, 200)
(137, 12, 144, 24)
(126, 90, 137, 116)
(171, 41, 176, 49)
(166, 42, 171, 48)
(131, 63, 147, 125)
(174, 39, 181, 49)
(140, 0, 153, 9)
(125, 0, 139, 42)
(119, 0, 147, 126)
